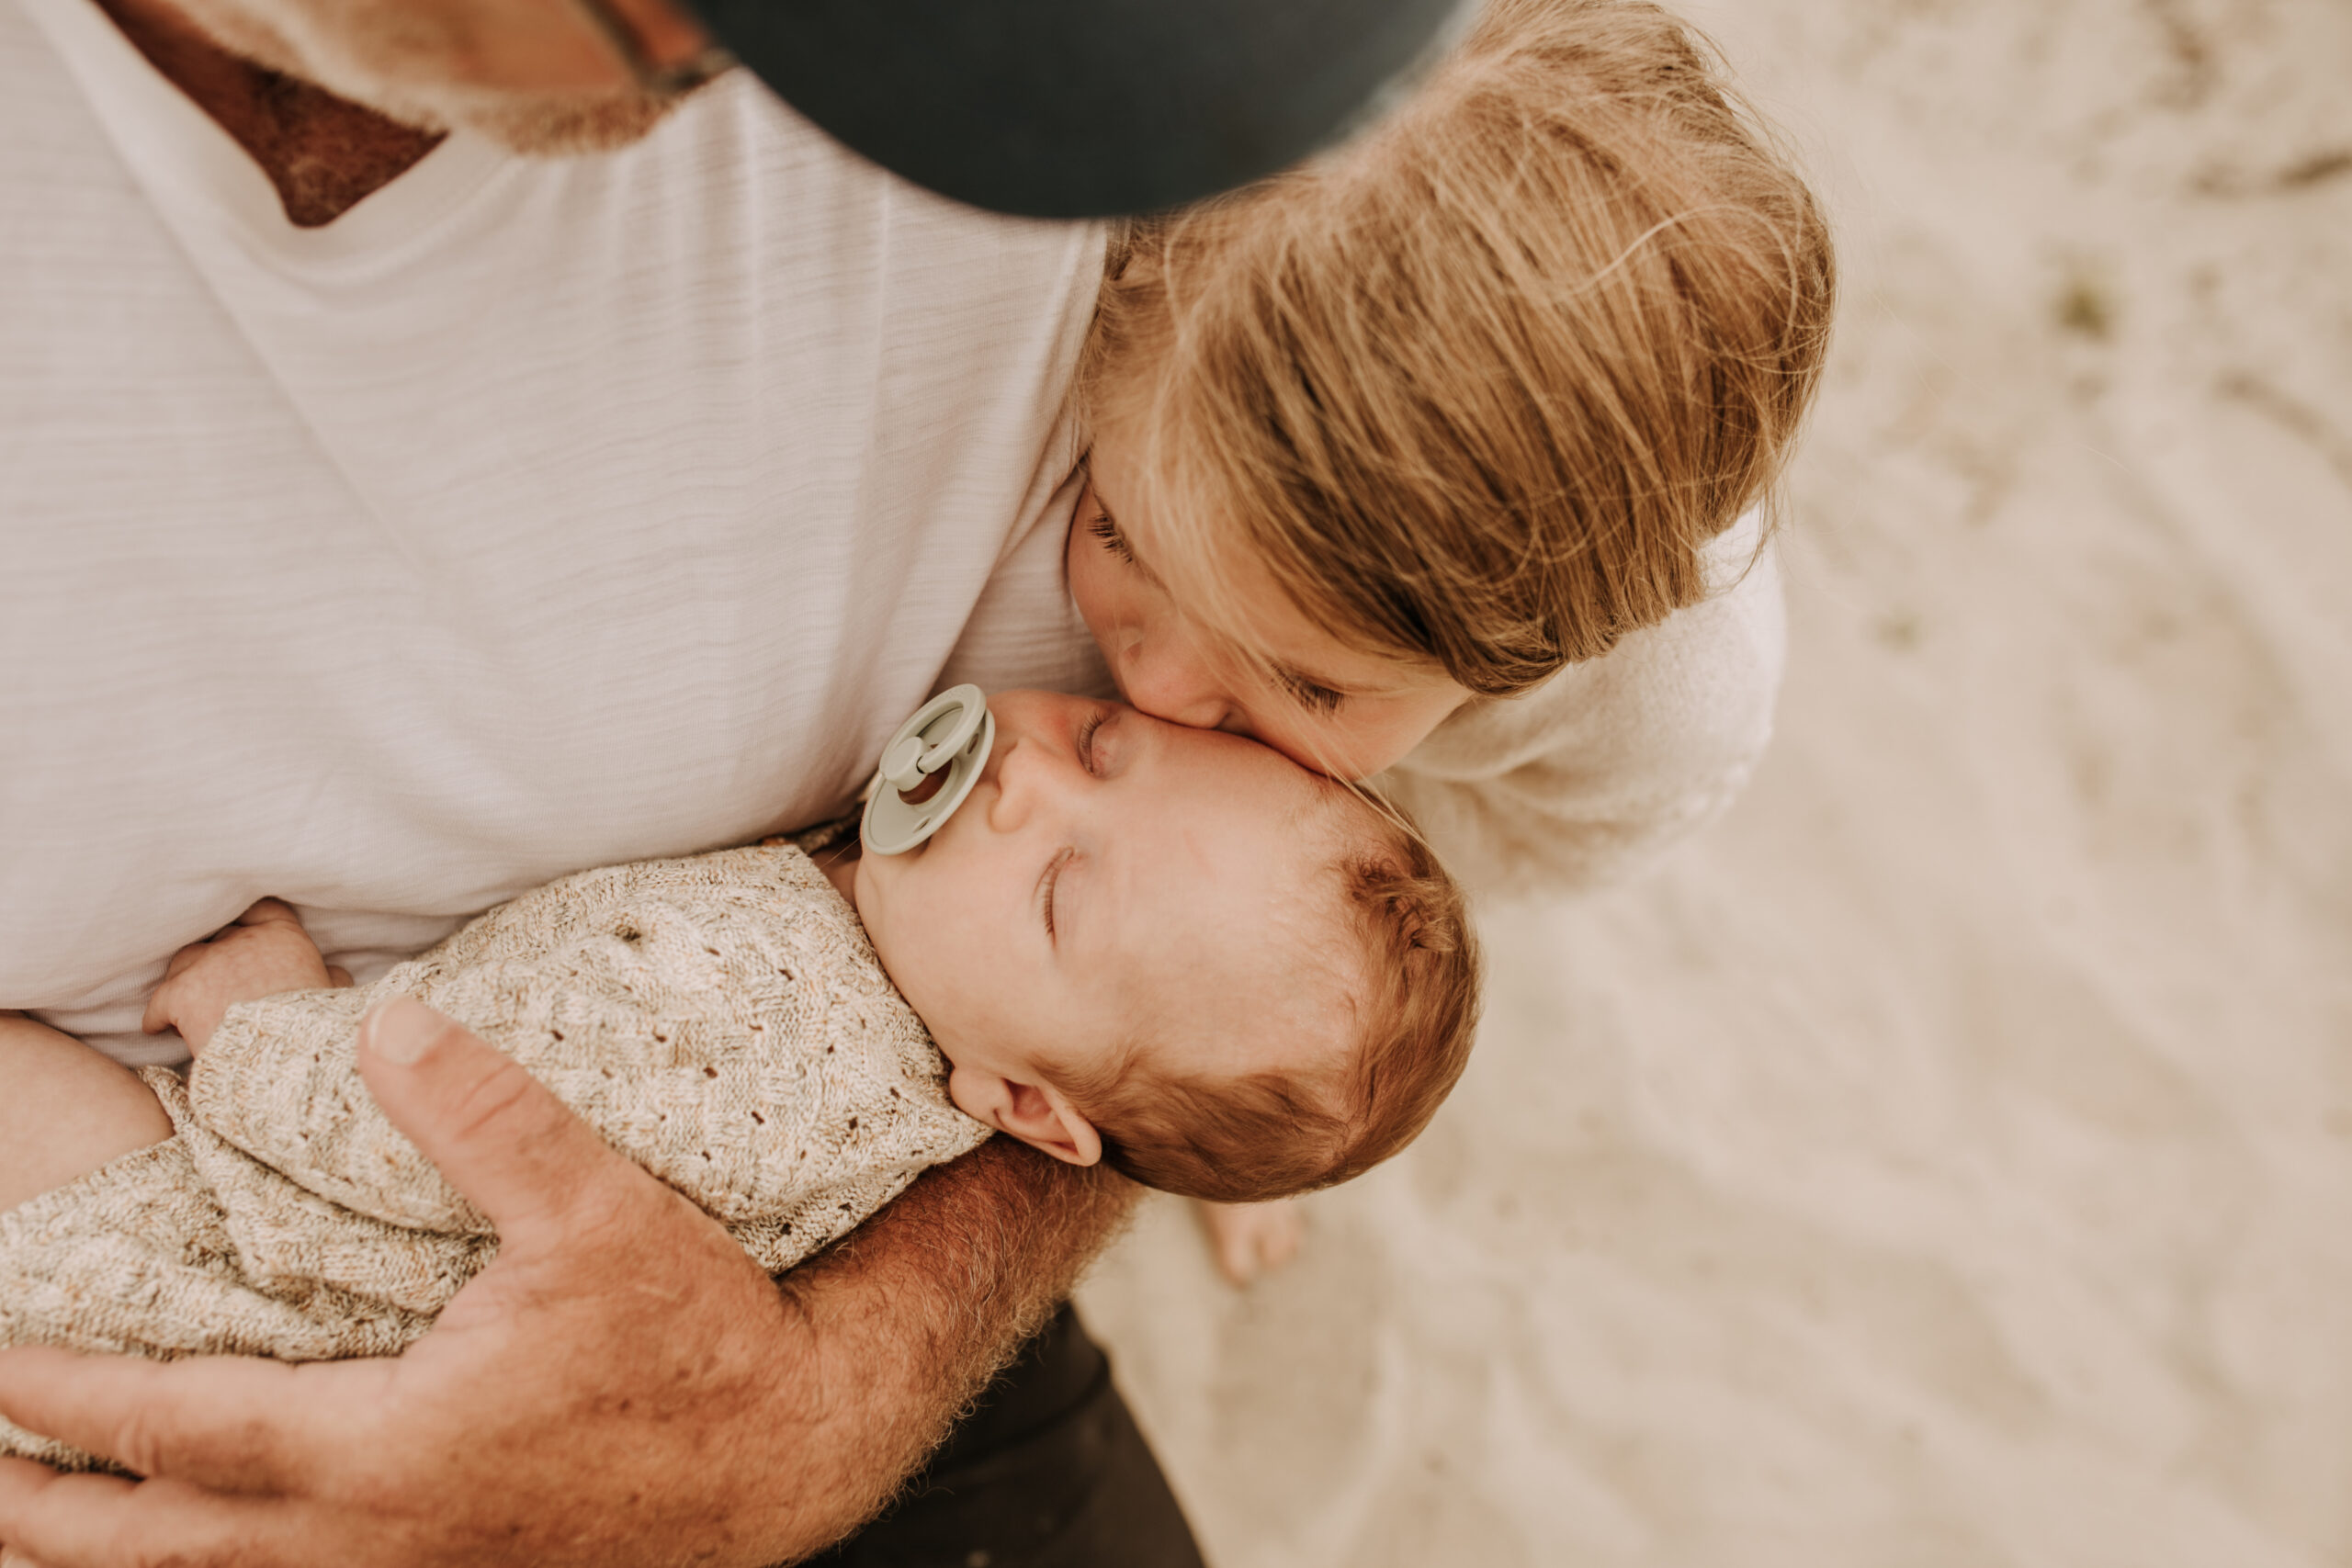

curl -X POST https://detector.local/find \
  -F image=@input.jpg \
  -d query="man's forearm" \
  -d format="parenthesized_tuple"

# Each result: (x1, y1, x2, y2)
(0, 1016, 1138, 1568)
(766, 1139, 1137, 1557)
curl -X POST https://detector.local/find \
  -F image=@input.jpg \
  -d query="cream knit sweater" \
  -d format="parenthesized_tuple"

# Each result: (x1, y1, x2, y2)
(1381, 513, 1787, 895)
(0, 841, 987, 1470)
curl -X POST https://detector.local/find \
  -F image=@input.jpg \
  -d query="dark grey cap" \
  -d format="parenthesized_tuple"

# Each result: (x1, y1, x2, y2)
(692, 0, 1480, 218)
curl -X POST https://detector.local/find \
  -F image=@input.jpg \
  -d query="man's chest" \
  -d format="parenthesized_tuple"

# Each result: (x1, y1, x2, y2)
(0, 46, 1103, 1049)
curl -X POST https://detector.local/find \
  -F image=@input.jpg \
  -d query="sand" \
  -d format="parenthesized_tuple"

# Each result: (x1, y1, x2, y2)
(1073, 0, 2352, 1562)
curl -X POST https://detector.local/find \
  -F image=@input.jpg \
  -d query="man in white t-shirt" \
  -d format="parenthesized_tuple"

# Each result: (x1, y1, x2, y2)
(0, 0, 1807, 1554)
(0, 0, 1202, 1563)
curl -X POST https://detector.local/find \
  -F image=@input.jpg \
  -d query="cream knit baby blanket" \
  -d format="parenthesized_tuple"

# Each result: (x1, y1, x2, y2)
(0, 843, 989, 1469)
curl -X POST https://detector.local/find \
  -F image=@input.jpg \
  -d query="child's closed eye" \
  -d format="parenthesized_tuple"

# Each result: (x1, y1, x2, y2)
(1275, 668, 1346, 716)
(1088, 513, 1136, 564)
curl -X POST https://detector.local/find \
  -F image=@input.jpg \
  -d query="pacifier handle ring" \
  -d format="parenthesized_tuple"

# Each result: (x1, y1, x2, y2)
(862, 684, 996, 857)
(879, 687, 986, 791)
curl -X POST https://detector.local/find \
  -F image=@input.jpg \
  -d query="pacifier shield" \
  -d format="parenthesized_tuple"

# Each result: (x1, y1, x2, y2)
(862, 684, 996, 855)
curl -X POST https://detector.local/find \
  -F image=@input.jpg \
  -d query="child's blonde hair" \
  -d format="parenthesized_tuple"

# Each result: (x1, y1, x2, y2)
(1081, 0, 1835, 693)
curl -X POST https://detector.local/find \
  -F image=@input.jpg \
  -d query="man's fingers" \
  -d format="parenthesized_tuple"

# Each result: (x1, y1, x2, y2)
(0, 1348, 336, 1495)
(0, 1459, 137, 1568)
(0, 1456, 288, 1568)
(356, 998, 652, 1251)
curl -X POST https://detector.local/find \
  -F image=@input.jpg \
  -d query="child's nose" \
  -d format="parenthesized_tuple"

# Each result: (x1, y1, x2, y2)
(1118, 622, 1235, 733)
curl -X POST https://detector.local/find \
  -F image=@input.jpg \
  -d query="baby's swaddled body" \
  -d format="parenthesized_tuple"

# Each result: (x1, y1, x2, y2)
(0, 842, 987, 1468)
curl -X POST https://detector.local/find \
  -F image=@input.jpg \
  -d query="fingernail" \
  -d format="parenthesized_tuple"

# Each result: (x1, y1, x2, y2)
(364, 997, 446, 1066)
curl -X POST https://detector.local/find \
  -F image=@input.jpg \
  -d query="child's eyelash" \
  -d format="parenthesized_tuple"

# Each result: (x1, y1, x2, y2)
(1076, 711, 1108, 773)
(1087, 514, 1136, 563)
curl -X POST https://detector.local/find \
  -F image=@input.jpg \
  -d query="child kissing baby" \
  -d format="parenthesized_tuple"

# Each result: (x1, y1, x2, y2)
(0, 692, 1477, 1468)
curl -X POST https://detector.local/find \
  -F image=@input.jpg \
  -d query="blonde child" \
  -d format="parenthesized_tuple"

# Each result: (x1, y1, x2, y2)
(1063, 0, 1833, 1275)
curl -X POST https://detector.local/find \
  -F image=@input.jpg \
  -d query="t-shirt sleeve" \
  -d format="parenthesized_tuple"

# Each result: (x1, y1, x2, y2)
(1380, 517, 1788, 896)
(935, 412, 1121, 702)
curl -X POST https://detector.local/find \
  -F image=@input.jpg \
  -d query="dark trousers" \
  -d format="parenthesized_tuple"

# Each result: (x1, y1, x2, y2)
(804, 1305, 1205, 1568)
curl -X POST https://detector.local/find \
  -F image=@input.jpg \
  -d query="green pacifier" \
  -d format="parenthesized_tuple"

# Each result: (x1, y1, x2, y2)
(862, 683, 996, 855)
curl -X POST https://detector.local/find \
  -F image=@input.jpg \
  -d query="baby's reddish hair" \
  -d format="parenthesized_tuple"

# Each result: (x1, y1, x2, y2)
(1052, 797, 1480, 1203)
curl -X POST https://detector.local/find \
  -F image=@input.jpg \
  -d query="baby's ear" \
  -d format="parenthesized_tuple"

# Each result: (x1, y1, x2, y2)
(997, 1079, 1103, 1168)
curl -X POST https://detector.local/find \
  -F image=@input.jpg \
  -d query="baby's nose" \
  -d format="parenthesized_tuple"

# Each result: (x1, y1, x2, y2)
(983, 737, 1078, 830)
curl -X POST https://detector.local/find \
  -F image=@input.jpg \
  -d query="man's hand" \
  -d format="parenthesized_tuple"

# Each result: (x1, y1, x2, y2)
(139, 899, 351, 1055)
(0, 998, 1133, 1567)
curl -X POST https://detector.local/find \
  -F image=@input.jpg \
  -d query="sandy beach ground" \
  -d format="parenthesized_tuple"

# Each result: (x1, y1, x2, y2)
(1074, 1, 2352, 1562)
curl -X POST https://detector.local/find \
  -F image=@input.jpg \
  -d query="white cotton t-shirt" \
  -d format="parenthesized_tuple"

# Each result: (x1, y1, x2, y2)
(4, 0, 1793, 1069)
(2, 0, 1113, 1065)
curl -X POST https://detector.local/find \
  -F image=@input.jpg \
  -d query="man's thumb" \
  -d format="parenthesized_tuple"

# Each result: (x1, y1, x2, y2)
(356, 998, 640, 1249)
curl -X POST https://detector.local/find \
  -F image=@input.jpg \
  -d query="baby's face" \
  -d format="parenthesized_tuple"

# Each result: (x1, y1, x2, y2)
(854, 690, 1350, 1126)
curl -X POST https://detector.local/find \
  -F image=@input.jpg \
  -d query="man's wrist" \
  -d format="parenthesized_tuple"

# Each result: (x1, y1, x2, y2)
(766, 1140, 1136, 1552)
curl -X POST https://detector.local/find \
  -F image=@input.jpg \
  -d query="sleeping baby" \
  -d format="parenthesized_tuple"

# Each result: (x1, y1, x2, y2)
(0, 688, 1478, 1468)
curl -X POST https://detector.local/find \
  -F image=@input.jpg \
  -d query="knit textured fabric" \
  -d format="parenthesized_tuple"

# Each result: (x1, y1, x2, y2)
(0, 842, 987, 1469)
